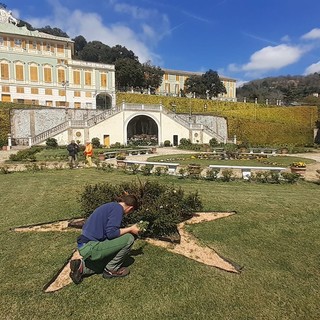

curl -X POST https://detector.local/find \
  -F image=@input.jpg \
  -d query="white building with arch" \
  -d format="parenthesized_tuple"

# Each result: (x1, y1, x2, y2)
(10, 102, 228, 147)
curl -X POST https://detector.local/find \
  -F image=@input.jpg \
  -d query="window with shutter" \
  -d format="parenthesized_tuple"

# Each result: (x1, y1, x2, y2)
(30, 66, 38, 82)
(16, 65, 24, 81)
(101, 73, 107, 87)
(85, 71, 91, 85)
(1, 63, 9, 80)
(57, 44, 64, 53)
(58, 68, 65, 83)
(44, 67, 52, 83)
(73, 70, 80, 85)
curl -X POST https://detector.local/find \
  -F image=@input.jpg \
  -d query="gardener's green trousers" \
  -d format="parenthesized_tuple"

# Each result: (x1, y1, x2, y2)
(79, 233, 135, 273)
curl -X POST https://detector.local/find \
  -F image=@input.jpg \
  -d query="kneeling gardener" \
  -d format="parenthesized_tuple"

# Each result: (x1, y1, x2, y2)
(70, 194, 140, 284)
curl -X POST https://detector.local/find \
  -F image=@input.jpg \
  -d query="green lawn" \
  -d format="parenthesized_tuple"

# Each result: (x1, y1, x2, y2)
(0, 168, 319, 319)
(147, 153, 316, 168)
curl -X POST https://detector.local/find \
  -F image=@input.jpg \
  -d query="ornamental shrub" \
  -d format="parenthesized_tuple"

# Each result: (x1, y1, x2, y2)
(209, 138, 219, 147)
(79, 179, 203, 237)
(45, 137, 58, 148)
(91, 137, 101, 148)
(9, 146, 44, 161)
(179, 138, 192, 147)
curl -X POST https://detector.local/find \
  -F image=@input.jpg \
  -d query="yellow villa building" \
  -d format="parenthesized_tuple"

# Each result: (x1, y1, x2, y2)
(158, 68, 237, 101)
(0, 7, 116, 109)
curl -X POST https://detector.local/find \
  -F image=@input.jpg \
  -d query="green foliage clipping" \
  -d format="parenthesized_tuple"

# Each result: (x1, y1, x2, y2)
(79, 179, 203, 237)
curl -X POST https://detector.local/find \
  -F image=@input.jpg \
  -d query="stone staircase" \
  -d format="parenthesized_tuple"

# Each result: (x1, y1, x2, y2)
(163, 109, 226, 142)
(31, 108, 121, 145)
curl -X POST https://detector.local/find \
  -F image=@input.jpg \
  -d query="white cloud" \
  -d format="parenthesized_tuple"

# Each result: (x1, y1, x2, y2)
(281, 35, 291, 42)
(26, 0, 168, 64)
(112, 2, 156, 20)
(243, 45, 303, 71)
(304, 61, 320, 74)
(236, 80, 248, 88)
(228, 44, 304, 74)
(301, 28, 320, 40)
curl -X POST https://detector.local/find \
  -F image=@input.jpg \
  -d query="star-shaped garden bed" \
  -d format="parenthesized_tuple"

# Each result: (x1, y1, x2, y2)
(13, 211, 241, 293)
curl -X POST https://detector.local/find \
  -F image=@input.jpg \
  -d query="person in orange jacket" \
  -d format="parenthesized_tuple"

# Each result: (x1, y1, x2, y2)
(84, 141, 93, 166)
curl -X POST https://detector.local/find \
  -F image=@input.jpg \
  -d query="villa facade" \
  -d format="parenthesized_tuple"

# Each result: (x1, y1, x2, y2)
(0, 7, 116, 109)
(157, 68, 237, 102)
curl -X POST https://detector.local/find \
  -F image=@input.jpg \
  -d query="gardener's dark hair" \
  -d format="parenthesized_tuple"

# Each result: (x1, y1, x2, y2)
(118, 194, 139, 210)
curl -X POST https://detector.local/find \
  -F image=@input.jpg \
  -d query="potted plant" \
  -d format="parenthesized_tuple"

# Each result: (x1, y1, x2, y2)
(116, 153, 126, 168)
(187, 163, 202, 177)
(290, 161, 306, 175)
(98, 152, 106, 161)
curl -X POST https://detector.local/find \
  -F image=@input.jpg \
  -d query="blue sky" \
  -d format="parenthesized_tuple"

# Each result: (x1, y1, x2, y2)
(5, 0, 320, 86)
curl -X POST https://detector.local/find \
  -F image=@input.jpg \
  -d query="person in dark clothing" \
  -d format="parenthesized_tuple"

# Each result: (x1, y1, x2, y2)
(69, 194, 140, 284)
(67, 140, 79, 168)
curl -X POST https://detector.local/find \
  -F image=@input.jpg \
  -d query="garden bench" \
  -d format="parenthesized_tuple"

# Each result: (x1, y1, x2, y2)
(208, 165, 286, 180)
(104, 148, 154, 159)
(247, 148, 278, 155)
(237, 152, 269, 159)
(123, 160, 180, 174)
(211, 148, 226, 154)
(126, 148, 153, 155)
(104, 151, 117, 159)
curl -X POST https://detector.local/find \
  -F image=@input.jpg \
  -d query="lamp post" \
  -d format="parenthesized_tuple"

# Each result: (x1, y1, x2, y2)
(204, 103, 207, 112)
(62, 80, 69, 107)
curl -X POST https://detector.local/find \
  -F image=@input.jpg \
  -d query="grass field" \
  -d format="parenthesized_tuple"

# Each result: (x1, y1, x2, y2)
(0, 168, 319, 320)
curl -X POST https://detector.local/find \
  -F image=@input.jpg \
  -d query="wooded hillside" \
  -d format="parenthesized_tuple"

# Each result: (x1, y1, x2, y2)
(237, 73, 320, 106)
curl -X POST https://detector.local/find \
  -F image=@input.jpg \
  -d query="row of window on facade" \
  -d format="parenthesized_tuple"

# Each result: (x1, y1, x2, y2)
(160, 83, 233, 98)
(0, 62, 108, 86)
(1, 93, 92, 108)
(0, 36, 66, 53)
(1, 85, 95, 97)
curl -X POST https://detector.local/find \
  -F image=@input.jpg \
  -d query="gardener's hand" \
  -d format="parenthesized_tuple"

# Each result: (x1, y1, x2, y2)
(120, 224, 140, 236)
(130, 224, 140, 235)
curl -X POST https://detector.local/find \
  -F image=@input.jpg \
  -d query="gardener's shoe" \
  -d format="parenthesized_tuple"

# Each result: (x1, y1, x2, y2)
(69, 259, 84, 284)
(102, 267, 130, 279)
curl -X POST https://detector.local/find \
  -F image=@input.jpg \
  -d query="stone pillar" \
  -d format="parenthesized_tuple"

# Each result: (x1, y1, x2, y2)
(28, 135, 32, 147)
(7, 134, 12, 149)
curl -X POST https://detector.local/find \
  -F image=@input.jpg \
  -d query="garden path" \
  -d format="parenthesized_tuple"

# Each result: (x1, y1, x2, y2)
(281, 151, 320, 181)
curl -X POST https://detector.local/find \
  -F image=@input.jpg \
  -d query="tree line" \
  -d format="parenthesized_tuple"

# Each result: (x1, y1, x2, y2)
(237, 73, 320, 106)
